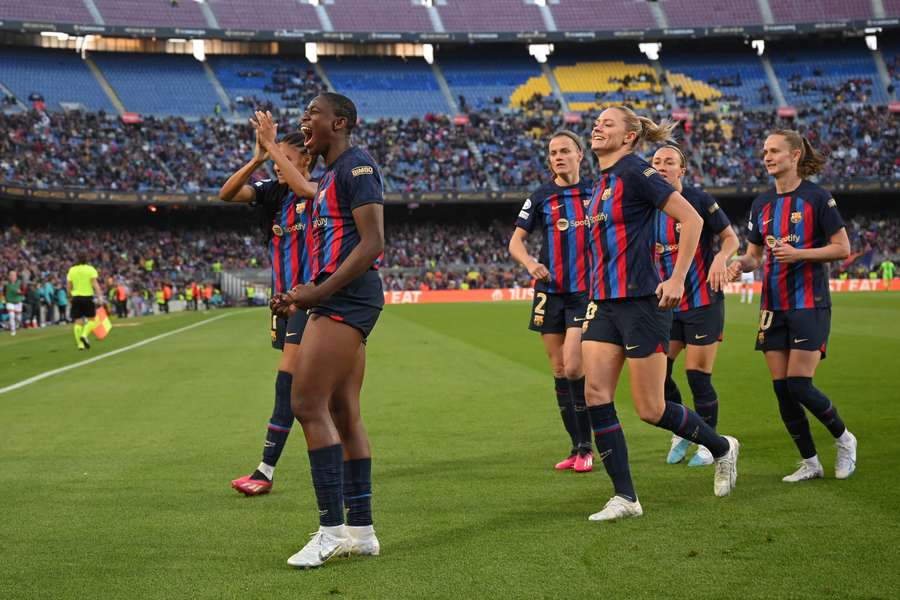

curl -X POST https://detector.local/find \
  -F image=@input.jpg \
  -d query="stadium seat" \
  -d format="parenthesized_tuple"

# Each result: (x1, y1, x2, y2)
(0, 47, 114, 112)
(92, 0, 208, 27)
(439, 57, 544, 111)
(325, 0, 434, 32)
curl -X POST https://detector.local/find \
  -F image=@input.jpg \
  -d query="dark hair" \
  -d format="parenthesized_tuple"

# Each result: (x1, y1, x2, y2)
(280, 132, 308, 152)
(320, 92, 357, 134)
(770, 129, 826, 178)
(549, 130, 584, 154)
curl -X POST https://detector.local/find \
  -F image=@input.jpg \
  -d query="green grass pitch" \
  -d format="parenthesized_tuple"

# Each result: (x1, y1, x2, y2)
(1, 294, 899, 599)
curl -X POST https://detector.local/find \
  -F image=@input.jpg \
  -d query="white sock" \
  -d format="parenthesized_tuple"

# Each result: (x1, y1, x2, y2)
(9, 314, 16, 334)
(321, 524, 346, 536)
(748, 291, 753, 303)
(257, 462, 275, 480)
(347, 524, 374, 537)
(837, 430, 854, 445)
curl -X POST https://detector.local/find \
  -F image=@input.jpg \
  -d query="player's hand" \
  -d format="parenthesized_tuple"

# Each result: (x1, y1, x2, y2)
(252, 127, 269, 163)
(527, 261, 550, 282)
(707, 255, 728, 292)
(655, 276, 684, 309)
(772, 242, 802, 264)
(251, 110, 278, 148)
(285, 284, 323, 311)
(725, 260, 744, 282)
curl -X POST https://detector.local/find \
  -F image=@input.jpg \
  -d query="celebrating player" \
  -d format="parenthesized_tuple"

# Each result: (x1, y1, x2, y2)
(728, 130, 857, 482)
(509, 130, 594, 473)
(66, 256, 103, 350)
(581, 106, 740, 522)
(272, 93, 385, 568)
(219, 123, 317, 496)
(651, 146, 739, 467)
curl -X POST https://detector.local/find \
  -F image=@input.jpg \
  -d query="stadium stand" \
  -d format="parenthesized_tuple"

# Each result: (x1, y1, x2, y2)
(207, 0, 320, 30)
(321, 56, 450, 118)
(207, 55, 325, 112)
(0, 48, 115, 112)
(550, 0, 656, 30)
(91, 52, 222, 116)
(657, 0, 762, 27)
(92, 0, 209, 27)
(769, 41, 889, 107)
(661, 45, 772, 109)
(768, 0, 873, 22)
(436, 0, 544, 32)
(439, 56, 544, 111)
(551, 53, 666, 112)
(325, 0, 434, 32)
(0, 0, 94, 24)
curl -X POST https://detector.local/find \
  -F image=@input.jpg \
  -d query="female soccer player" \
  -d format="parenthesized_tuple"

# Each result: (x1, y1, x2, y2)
(272, 93, 385, 568)
(652, 145, 739, 467)
(581, 106, 739, 522)
(728, 130, 856, 483)
(220, 123, 318, 496)
(509, 130, 594, 472)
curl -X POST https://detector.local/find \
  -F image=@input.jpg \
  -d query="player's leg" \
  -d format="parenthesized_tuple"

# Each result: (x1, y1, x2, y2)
(541, 332, 580, 469)
(8, 304, 18, 336)
(664, 315, 690, 464)
(682, 341, 719, 466)
(786, 348, 856, 480)
(583, 340, 640, 520)
(765, 348, 821, 481)
(562, 326, 593, 471)
(329, 346, 379, 556)
(287, 315, 360, 567)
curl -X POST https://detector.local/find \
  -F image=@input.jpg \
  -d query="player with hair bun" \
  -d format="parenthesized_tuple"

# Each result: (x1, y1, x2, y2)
(728, 129, 857, 483)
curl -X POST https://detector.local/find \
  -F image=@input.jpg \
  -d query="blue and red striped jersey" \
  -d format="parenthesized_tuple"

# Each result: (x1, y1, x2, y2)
(310, 147, 384, 280)
(253, 179, 314, 295)
(585, 154, 676, 300)
(655, 185, 731, 312)
(515, 179, 593, 293)
(747, 180, 844, 311)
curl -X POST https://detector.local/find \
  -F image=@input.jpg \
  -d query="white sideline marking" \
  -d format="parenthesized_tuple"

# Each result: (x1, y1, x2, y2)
(0, 312, 236, 396)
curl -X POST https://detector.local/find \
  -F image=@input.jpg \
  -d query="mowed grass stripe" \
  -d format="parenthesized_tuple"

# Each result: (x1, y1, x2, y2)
(1, 296, 898, 599)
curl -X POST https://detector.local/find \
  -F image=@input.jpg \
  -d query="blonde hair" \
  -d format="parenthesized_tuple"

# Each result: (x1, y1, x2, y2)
(770, 129, 826, 178)
(608, 105, 677, 148)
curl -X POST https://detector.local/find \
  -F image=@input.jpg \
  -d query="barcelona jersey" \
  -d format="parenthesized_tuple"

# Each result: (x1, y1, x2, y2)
(253, 179, 314, 295)
(655, 185, 732, 312)
(585, 154, 676, 300)
(310, 146, 384, 280)
(747, 180, 844, 311)
(515, 179, 593, 293)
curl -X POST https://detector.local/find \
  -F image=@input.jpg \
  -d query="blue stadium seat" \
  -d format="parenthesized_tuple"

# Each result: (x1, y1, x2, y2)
(320, 57, 450, 118)
(207, 55, 319, 112)
(92, 52, 221, 116)
(439, 57, 542, 111)
(661, 48, 771, 108)
(0, 47, 114, 112)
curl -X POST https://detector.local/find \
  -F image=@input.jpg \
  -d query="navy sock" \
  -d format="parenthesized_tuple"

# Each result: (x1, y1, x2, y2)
(686, 370, 718, 430)
(343, 458, 373, 526)
(773, 379, 816, 459)
(260, 370, 294, 473)
(787, 377, 847, 438)
(656, 402, 729, 458)
(555, 376, 578, 454)
(569, 377, 593, 454)
(588, 404, 636, 502)
(308, 444, 344, 527)
(664, 358, 683, 405)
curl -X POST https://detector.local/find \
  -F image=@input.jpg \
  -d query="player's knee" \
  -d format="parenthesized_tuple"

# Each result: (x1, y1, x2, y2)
(562, 363, 582, 380)
(636, 402, 665, 424)
(584, 382, 612, 406)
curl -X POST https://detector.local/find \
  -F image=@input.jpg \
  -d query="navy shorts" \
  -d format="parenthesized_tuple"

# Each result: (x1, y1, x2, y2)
(582, 295, 672, 358)
(671, 299, 725, 346)
(311, 270, 384, 340)
(528, 291, 589, 334)
(271, 309, 309, 350)
(70, 296, 96, 320)
(755, 308, 830, 358)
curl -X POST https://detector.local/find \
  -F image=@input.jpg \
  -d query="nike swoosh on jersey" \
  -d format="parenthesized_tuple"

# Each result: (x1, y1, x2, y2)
(286, 332, 299, 337)
(573, 317, 586, 322)
(625, 344, 639, 350)
(694, 334, 708, 339)
(793, 338, 809, 343)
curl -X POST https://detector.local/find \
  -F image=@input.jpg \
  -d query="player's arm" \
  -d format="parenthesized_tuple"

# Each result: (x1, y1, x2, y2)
(708, 225, 740, 292)
(727, 243, 763, 280)
(253, 111, 318, 199)
(285, 204, 383, 309)
(772, 228, 850, 264)
(509, 227, 549, 282)
(656, 191, 703, 308)
(218, 128, 268, 203)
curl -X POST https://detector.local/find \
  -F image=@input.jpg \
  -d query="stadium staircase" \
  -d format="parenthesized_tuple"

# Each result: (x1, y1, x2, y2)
(535, 0, 557, 31)
(760, 54, 787, 107)
(755, 0, 776, 24)
(872, 49, 896, 101)
(314, 0, 335, 31)
(540, 63, 569, 112)
(431, 61, 460, 115)
(80, 0, 105, 24)
(202, 62, 235, 115)
(426, 1, 446, 32)
(648, 1, 669, 27)
(872, 0, 886, 18)
(85, 55, 126, 115)
(199, 1, 221, 29)
(650, 60, 678, 108)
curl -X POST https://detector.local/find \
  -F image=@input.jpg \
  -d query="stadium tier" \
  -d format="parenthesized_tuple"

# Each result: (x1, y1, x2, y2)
(436, 0, 545, 33)
(661, 46, 772, 108)
(439, 56, 544, 111)
(207, 0, 320, 31)
(0, 0, 93, 24)
(768, 0, 873, 22)
(92, 52, 222, 116)
(0, 47, 114, 112)
(658, 0, 762, 27)
(320, 56, 450, 118)
(551, 49, 667, 112)
(325, 0, 434, 32)
(92, 0, 208, 27)
(550, 0, 656, 30)
(207, 55, 325, 113)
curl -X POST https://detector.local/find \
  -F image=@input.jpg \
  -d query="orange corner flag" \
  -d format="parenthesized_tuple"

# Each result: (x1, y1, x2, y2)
(93, 306, 113, 340)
